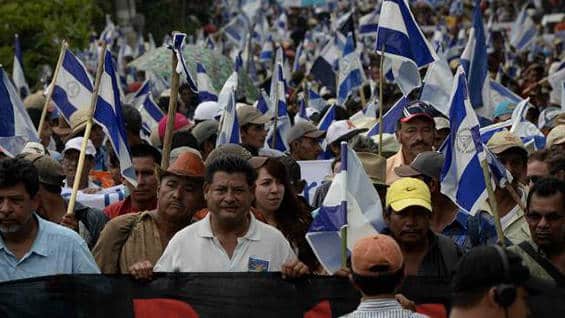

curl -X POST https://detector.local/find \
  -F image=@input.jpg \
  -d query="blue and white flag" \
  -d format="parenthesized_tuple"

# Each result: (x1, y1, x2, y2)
(359, 9, 380, 37)
(375, 0, 438, 95)
(489, 80, 522, 108)
(216, 88, 240, 146)
(306, 142, 382, 274)
(440, 66, 487, 214)
(420, 55, 453, 116)
(205, 36, 216, 50)
(51, 48, 94, 123)
(366, 95, 410, 136)
(259, 35, 274, 63)
(294, 97, 310, 124)
(281, 0, 327, 7)
(266, 64, 290, 152)
(172, 32, 198, 93)
(293, 42, 304, 72)
(138, 94, 164, 136)
(510, 4, 537, 52)
(0, 67, 39, 157)
(509, 98, 546, 150)
(256, 89, 271, 114)
(197, 63, 218, 102)
(99, 14, 117, 45)
(130, 80, 152, 107)
(460, 1, 491, 118)
(224, 14, 250, 48)
(274, 12, 288, 42)
(317, 104, 336, 132)
(94, 49, 137, 186)
(337, 33, 366, 105)
(548, 67, 565, 108)
(308, 88, 325, 112)
(240, 0, 261, 22)
(12, 34, 29, 98)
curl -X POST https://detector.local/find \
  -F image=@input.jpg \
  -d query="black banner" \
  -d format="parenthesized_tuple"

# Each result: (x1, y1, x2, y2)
(0, 273, 562, 318)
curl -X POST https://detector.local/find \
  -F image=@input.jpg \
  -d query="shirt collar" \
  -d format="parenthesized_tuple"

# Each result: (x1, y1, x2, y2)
(198, 212, 261, 241)
(357, 298, 403, 312)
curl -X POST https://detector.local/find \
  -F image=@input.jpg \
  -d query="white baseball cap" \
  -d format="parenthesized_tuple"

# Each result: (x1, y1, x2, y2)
(194, 101, 220, 121)
(63, 137, 96, 157)
(326, 120, 368, 145)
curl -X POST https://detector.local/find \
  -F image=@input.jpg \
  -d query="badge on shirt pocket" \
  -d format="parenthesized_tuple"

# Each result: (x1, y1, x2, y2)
(248, 257, 269, 272)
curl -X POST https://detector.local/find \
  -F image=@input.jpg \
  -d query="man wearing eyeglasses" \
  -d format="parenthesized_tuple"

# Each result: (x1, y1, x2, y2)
(509, 178, 565, 286)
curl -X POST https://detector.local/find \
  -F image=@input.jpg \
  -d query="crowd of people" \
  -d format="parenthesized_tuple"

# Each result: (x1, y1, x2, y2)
(2, 0, 565, 317)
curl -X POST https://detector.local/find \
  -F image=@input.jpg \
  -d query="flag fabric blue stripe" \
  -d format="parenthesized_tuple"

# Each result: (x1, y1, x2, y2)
(173, 33, 198, 93)
(0, 76, 16, 136)
(142, 96, 164, 122)
(367, 96, 409, 136)
(62, 50, 94, 91)
(51, 86, 80, 121)
(360, 24, 379, 34)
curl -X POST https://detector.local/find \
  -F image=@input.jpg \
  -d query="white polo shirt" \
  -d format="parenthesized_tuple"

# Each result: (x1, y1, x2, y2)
(154, 212, 295, 272)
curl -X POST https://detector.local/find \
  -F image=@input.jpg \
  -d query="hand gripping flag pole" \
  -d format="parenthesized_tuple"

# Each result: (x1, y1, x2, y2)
(65, 42, 107, 217)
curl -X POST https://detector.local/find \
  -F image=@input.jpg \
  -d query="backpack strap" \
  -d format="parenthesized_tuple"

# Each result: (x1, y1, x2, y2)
(518, 241, 565, 286)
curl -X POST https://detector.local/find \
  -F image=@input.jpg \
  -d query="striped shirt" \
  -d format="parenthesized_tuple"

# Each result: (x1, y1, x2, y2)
(339, 298, 429, 318)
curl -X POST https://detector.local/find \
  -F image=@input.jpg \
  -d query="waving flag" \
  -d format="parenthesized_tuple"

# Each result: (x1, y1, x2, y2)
(172, 32, 198, 92)
(359, 9, 380, 37)
(509, 98, 546, 150)
(308, 88, 325, 111)
(375, 0, 438, 95)
(0, 67, 39, 157)
(130, 80, 151, 107)
(224, 14, 250, 49)
(510, 4, 537, 52)
(256, 89, 271, 115)
(294, 98, 310, 124)
(94, 49, 136, 187)
(216, 88, 240, 146)
(293, 42, 304, 72)
(440, 67, 487, 214)
(337, 33, 366, 106)
(420, 55, 453, 116)
(196, 63, 218, 102)
(12, 34, 29, 98)
(51, 48, 94, 123)
(317, 104, 336, 132)
(138, 95, 164, 136)
(306, 143, 382, 274)
(489, 80, 522, 107)
(259, 35, 274, 63)
(460, 1, 491, 118)
(240, 0, 261, 22)
(366, 95, 410, 136)
(99, 14, 117, 45)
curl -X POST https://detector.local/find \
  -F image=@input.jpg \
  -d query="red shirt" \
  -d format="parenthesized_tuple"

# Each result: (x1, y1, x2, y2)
(103, 196, 158, 220)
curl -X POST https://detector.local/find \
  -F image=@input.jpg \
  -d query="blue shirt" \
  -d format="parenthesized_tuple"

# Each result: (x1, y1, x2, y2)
(0, 214, 100, 282)
(442, 210, 498, 251)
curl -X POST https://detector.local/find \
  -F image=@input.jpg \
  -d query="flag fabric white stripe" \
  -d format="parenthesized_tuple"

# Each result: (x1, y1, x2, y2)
(12, 34, 29, 98)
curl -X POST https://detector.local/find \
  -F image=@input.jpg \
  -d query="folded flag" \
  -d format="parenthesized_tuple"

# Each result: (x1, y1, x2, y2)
(306, 143, 383, 274)
(216, 87, 240, 146)
(51, 48, 94, 123)
(0, 67, 39, 157)
(197, 63, 218, 102)
(440, 66, 487, 214)
(172, 32, 198, 93)
(12, 34, 29, 98)
(94, 49, 137, 187)
(266, 64, 291, 152)
(375, 0, 438, 95)
(366, 95, 410, 136)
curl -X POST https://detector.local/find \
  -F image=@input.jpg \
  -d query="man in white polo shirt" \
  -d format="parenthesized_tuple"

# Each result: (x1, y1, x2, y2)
(154, 155, 308, 276)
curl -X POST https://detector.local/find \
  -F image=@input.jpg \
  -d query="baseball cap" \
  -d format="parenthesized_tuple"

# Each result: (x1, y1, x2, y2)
(63, 137, 96, 157)
(395, 151, 445, 180)
(237, 105, 271, 126)
(204, 144, 253, 166)
(486, 130, 527, 155)
(399, 101, 434, 123)
(21, 153, 65, 187)
(546, 125, 565, 148)
(452, 246, 533, 296)
(194, 101, 220, 121)
(386, 177, 432, 213)
(162, 151, 205, 179)
(493, 100, 516, 119)
(192, 120, 219, 145)
(357, 152, 386, 185)
(326, 120, 368, 145)
(20, 142, 47, 156)
(286, 122, 325, 144)
(158, 113, 192, 140)
(351, 234, 404, 277)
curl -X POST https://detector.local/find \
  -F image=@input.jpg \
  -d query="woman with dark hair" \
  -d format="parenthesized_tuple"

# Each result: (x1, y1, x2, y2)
(249, 156, 320, 272)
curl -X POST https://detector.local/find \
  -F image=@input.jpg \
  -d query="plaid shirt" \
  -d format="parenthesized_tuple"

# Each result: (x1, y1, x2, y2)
(441, 210, 498, 251)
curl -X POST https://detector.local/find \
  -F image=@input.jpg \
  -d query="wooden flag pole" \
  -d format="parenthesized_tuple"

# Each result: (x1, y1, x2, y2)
(161, 43, 180, 170)
(38, 40, 68, 136)
(65, 42, 107, 216)
(481, 160, 506, 245)
(378, 50, 384, 157)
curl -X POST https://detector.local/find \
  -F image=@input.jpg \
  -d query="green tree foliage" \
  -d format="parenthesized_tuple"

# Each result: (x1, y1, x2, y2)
(0, 0, 103, 90)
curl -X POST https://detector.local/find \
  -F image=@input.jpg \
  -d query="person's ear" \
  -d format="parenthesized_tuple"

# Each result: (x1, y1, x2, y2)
(486, 287, 500, 309)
